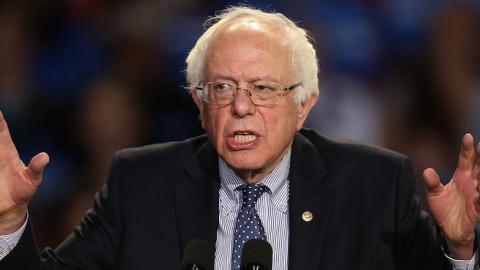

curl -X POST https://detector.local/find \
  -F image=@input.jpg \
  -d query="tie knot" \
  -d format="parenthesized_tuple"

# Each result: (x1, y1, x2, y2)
(236, 184, 269, 209)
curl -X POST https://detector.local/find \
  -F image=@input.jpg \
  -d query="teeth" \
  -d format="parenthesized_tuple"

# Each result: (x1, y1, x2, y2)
(234, 133, 256, 143)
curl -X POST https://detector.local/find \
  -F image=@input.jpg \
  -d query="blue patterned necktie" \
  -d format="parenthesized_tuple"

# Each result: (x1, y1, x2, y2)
(231, 184, 269, 270)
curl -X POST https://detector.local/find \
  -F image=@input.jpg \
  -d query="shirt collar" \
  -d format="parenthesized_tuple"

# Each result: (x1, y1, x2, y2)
(219, 148, 291, 215)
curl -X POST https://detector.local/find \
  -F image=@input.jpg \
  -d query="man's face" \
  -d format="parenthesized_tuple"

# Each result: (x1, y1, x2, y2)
(193, 20, 316, 183)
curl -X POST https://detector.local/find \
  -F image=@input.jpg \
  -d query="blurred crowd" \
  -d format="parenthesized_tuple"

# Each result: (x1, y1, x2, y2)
(0, 0, 478, 249)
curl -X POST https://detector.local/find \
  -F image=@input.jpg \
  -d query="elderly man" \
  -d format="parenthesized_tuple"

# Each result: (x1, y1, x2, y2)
(1, 6, 480, 270)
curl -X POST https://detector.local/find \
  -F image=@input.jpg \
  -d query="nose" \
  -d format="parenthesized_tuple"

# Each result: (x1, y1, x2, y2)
(231, 88, 256, 117)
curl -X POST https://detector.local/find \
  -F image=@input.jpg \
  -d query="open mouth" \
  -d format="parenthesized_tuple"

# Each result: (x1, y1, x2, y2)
(233, 132, 257, 143)
(226, 130, 260, 150)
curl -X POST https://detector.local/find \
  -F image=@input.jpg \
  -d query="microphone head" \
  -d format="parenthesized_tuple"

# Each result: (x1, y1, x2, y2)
(179, 239, 215, 270)
(240, 239, 273, 270)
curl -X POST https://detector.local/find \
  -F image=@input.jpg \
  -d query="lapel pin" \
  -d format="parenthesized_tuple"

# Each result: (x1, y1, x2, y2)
(302, 211, 313, 222)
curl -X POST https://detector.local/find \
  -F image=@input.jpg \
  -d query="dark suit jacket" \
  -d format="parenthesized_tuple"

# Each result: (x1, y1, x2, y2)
(2, 129, 457, 269)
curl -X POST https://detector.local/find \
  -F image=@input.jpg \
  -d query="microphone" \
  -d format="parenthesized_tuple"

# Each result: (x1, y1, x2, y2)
(240, 239, 273, 270)
(179, 239, 215, 270)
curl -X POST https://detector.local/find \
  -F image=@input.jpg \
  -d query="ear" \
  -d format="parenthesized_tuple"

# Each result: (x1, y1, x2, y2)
(191, 89, 206, 129)
(296, 95, 318, 130)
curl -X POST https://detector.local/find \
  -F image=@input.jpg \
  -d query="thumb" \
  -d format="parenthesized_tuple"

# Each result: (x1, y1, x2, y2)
(25, 152, 49, 186)
(423, 168, 443, 194)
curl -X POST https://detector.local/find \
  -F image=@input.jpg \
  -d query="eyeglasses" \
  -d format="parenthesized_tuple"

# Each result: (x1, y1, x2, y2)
(195, 81, 302, 106)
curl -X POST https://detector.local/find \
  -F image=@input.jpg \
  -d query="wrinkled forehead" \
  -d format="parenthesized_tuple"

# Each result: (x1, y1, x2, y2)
(204, 18, 294, 83)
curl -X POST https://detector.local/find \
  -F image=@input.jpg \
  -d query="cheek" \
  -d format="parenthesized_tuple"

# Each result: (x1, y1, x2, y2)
(277, 103, 298, 129)
(203, 108, 227, 143)
(262, 105, 298, 141)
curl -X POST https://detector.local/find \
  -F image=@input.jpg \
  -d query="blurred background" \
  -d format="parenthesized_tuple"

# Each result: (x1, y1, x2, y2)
(0, 0, 478, 248)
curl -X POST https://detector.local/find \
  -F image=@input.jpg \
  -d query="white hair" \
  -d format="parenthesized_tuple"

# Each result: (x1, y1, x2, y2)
(185, 6, 319, 103)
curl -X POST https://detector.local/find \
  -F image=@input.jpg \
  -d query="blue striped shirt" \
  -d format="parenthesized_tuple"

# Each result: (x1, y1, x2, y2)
(215, 148, 291, 270)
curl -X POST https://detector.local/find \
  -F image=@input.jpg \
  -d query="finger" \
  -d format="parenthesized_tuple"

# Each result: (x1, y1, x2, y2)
(0, 110, 11, 136)
(25, 152, 49, 186)
(458, 133, 475, 171)
(423, 168, 444, 194)
(0, 111, 16, 146)
(0, 110, 6, 129)
(473, 141, 480, 179)
(0, 110, 10, 134)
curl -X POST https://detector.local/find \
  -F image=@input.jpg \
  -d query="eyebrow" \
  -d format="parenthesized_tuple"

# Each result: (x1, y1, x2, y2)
(209, 75, 281, 83)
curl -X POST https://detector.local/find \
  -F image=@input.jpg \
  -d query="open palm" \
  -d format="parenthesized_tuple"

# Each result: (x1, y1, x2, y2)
(0, 111, 49, 233)
(424, 134, 480, 258)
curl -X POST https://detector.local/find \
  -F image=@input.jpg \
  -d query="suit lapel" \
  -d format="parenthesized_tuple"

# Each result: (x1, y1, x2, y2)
(175, 139, 220, 252)
(288, 132, 336, 270)
(173, 132, 336, 268)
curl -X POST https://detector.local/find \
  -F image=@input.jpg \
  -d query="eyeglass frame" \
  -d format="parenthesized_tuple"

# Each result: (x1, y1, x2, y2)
(194, 80, 302, 106)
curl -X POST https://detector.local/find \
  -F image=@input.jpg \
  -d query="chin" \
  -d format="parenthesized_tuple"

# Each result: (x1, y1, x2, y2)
(224, 152, 264, 171)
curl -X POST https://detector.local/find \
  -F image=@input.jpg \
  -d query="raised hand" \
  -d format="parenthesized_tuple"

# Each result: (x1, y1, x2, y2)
(0, 111, 49, 234)
(423, 133, 480, 259)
